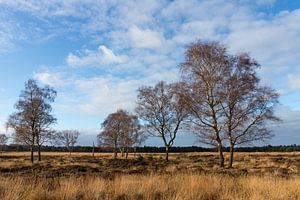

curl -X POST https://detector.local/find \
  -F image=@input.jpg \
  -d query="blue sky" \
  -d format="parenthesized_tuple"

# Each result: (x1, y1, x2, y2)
(0, 0, 300, 146)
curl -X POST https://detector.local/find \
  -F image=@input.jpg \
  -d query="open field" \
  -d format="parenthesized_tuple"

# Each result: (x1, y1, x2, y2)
(0, 152, 299, 199)
(0, 152, 299, 177)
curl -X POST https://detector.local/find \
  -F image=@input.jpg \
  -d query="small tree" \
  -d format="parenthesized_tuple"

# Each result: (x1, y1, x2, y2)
(56, 130, 80, 156)
(0, 134, 8, 154)
(119, 115, 145, 158)
(98, 109, 142, 159)
(136, 81, 189, 161)
(7, 79, 56, 163)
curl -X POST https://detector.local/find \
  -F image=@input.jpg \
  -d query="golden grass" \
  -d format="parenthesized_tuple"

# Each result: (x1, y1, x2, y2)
(0, 173, 299, 200)
(0, 152, 299, 199)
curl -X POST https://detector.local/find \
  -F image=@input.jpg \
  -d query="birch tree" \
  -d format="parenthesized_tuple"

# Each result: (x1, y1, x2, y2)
(181, 41, 228, 167)
(7, 79, 56, 163)
(56, 130, 80, 156)
(181, 41, 279, 168)
(136, 81, 189, 161)
(220, 53, 279, 168)
(98, 109, 142, 159)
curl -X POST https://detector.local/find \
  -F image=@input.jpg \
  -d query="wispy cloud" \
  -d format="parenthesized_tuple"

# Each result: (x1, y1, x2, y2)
(0, 11, 20, 54)
(66, 45, 127, 68)
(128, 25, 166, 49)
(34, 72, 66, 87)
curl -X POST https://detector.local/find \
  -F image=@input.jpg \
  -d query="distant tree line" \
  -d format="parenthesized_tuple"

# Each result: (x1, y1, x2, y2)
(0, 144, 300, 153)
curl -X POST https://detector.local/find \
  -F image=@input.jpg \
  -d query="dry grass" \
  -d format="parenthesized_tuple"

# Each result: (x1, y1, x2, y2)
(0, 152, 299, 177)
(0, 173, 299, 200)
(0, 152, 299, 199)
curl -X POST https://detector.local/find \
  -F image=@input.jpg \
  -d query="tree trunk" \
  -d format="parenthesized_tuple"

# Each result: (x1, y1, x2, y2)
(125, 149, 129, 159)
(121, 149, 125, 157)
(228, 143, 234, 168)
(165, 146, 169, 161)
(114, 146, 117, 159)
(92, 142, 95, 158)
(114, 141, 118, 159)
(38, 145, 41, 161)
(134, 146, 137, 158)
(217, 145, 224, 168)
(30, 146, 34, 163)
(70, 145, 74, 156)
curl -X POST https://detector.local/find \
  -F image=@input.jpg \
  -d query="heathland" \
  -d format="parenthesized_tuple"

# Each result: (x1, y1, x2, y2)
(0, 152, 299, 199)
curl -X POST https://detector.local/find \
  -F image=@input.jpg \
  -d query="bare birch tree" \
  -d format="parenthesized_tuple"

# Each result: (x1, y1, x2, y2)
(135, 81, 189, 161)
(6, 79, 56, 163)
(181, 41, 228, 167)
(56, 130, 80, 156)
(97, 109, 142, 159)
(181, 41, 279, 168)
(220, 53, 280, 168)
(118, 115, 144, 158)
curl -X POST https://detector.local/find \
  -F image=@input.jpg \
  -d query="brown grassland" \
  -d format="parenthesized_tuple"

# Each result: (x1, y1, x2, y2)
(0, 152, 299, 199)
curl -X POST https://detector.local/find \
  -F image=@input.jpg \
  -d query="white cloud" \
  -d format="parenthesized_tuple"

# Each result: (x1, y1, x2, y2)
(288, 74, 300, 90)
(34, 72, 65, 87)
(56, 66, 178, 117)
(0, 1, 86, 18)
(67, 45, 127, 67)
(128, 25, 165, 49)
(226, 15, 300, 66)
(73, 76, 139, 115)
(219, 8, 300, 94)
(0, 124, 6, 134)
(38, 53, 179, 116)
(0, 124, 13, 138)
(172, 20, 226, 45)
